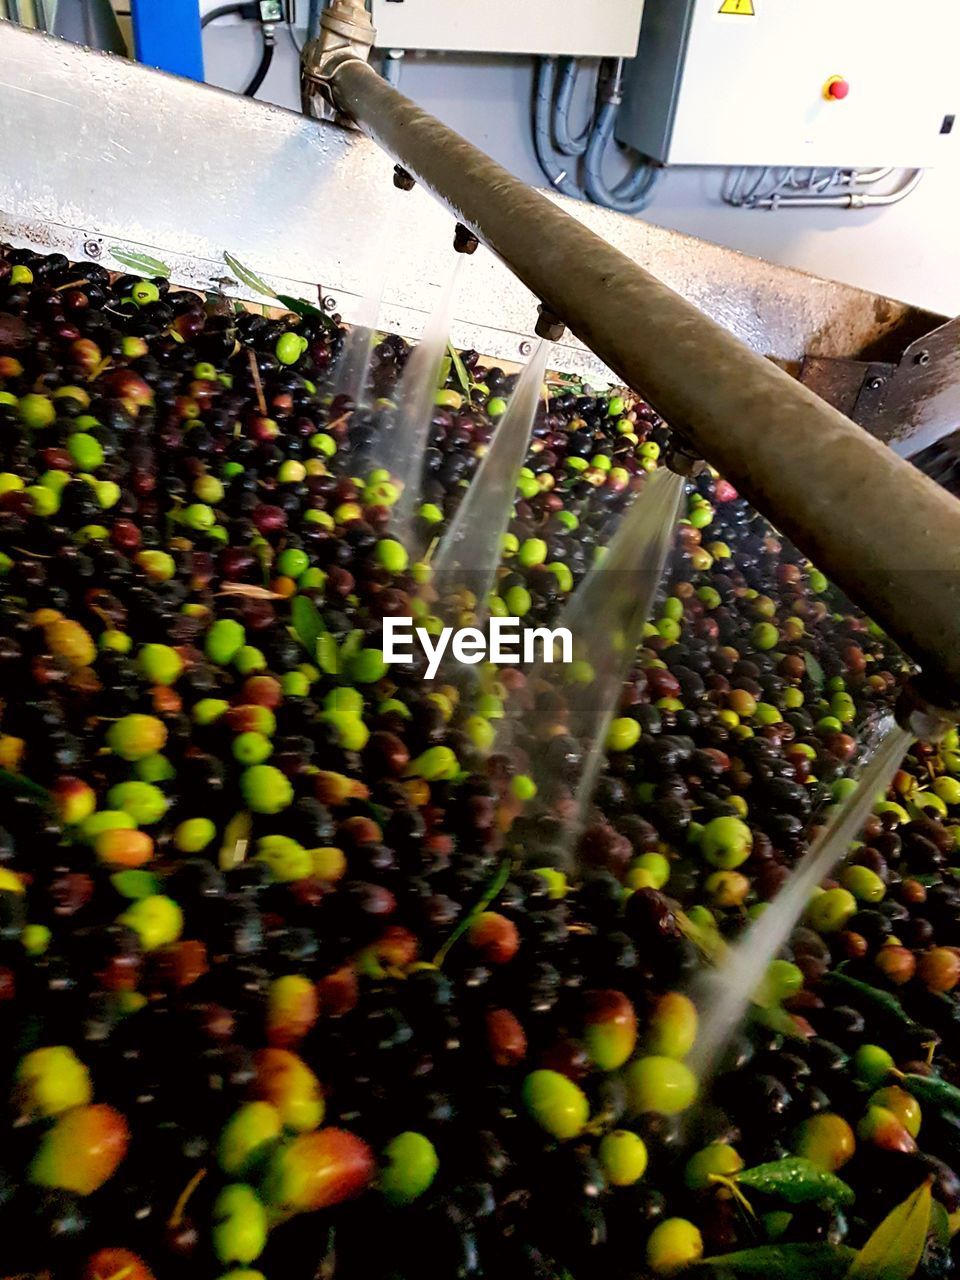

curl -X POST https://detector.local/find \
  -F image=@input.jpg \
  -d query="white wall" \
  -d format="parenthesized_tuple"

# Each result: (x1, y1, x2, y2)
(201, 27, 960, 317)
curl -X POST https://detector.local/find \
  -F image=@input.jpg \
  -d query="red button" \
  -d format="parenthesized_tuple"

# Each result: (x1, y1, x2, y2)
(825, 76, 850, 101)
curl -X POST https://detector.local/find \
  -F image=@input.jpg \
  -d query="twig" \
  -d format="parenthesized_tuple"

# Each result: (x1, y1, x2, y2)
(169, 1166, 207, 1229)
(247, 347, 267, 416)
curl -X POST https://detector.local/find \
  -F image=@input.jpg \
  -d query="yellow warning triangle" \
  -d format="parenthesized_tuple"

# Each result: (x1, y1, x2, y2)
(719, 0, 755, 14)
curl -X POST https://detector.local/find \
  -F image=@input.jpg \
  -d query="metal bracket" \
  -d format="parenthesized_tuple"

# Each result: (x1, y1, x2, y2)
(798, 329, 960, 460)
(798, 356, 893, 423)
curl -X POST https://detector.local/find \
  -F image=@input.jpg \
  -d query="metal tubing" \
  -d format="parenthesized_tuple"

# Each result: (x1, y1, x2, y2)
(327, 58, 960, 696)
(752, 170, 923, 210)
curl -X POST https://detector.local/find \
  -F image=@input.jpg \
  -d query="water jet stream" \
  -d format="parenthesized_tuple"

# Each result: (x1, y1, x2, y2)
(432, 337, 552, 625)
(689, 717, 914, 1083)
(501, 467, 685, 873)
(379, 254, 466, 548)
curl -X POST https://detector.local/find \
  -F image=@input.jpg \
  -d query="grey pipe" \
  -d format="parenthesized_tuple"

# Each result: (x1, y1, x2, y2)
(752, 169, 923, 210)
(324, 57, 960, 697)
(307, 0, 323, 41)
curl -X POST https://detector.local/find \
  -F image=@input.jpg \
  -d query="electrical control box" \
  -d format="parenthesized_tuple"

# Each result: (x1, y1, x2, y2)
(617, 0, 960, 168)
(370, 0, 644, 58)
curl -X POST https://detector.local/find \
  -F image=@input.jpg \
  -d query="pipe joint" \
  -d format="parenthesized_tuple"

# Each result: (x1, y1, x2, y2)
(664, 439, 707, 479)
(393, 164, 416, 191)
(895, 679, 960, 742)
(535, 305, 566, 342)
(453, 223, 480, 255)
(302, 0, 375, 122)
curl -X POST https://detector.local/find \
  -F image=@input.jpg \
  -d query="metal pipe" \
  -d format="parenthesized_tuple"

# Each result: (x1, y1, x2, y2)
(321, 57, 960, 697)
(844, 167, 895, 186)
(752, 169, 923, 210)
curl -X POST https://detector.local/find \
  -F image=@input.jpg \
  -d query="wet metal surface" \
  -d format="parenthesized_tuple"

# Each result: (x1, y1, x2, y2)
(2, 27, 960, 689)
(0, 22, 945, 379)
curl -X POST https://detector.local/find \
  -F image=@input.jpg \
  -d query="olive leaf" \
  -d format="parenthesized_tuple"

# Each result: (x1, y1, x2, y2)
(0, 767, 50, 804)
(847, 1179, 932, 1279)
(291, 594, 324, 656)
(340, 629, 365, 664)
(677, 909, 727, 964)
(316, 632, 339, 677)
(437, 354, 453, 388)
(276, 294, 337, 333)
(690, 1243, 856, 1279)
(108, 247, 171, 277)
(753, 1003, 808, 1040)
(433, 857, 512, 968)
(223, 252, 279, 300)
(218, 811, 253, 872)
(276, 294, 322, 318)
(929, 1200, 950, 1250)
(447, 343, 473, 400)
(805, 651, 826, 689)
(734, 1158, 855, 1207)
(897, 1072, 960, 1119)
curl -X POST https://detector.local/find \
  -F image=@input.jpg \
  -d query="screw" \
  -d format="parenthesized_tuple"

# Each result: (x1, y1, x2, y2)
(393, 165, 415, 191)
(519, 341, 533, 357)
(914, 350, 931, 366)
(322, 296, 337, 312)
(453, 223, 480, 255)
(84, 240, 102, 260)
(867, 376, 885, 390)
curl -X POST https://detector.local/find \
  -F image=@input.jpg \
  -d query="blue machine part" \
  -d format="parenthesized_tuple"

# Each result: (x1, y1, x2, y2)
(131, 0, 205, 81)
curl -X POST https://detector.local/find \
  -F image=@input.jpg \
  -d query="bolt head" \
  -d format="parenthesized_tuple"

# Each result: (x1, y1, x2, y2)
(84, 240, 102, 260)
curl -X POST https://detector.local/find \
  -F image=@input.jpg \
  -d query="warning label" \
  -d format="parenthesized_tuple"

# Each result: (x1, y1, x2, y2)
(718, 0, 756, 15)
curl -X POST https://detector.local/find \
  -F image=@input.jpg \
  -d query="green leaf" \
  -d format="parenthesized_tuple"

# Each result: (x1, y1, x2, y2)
(0, 768, 50, 803)
(276, 293, 321, 318)
(753, 1003, 808, 1040)
(108, 247, 171, 277)
(434, 858, 512, 968)
(447, 344, 472, 400)
(690, 1244, 856, 1279)
(437, 355, 453, 389)
(218, 811, 253, 872)
(805, 651, 826, 690)
(735, 1158, 855, 1207)
(899, 1073, 960, 1119)
(291, 595, 324, 656)
(929, 1200, 950, 1251)
(340, 629, 364, 664)
(276, 294, 336, 332)
(847, 1179, 932, 1280)
(677, 908, 727, 964)
(110, 870, 159, 900)
(316, 632, 339, 676)
(223, 251, 279, 299)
